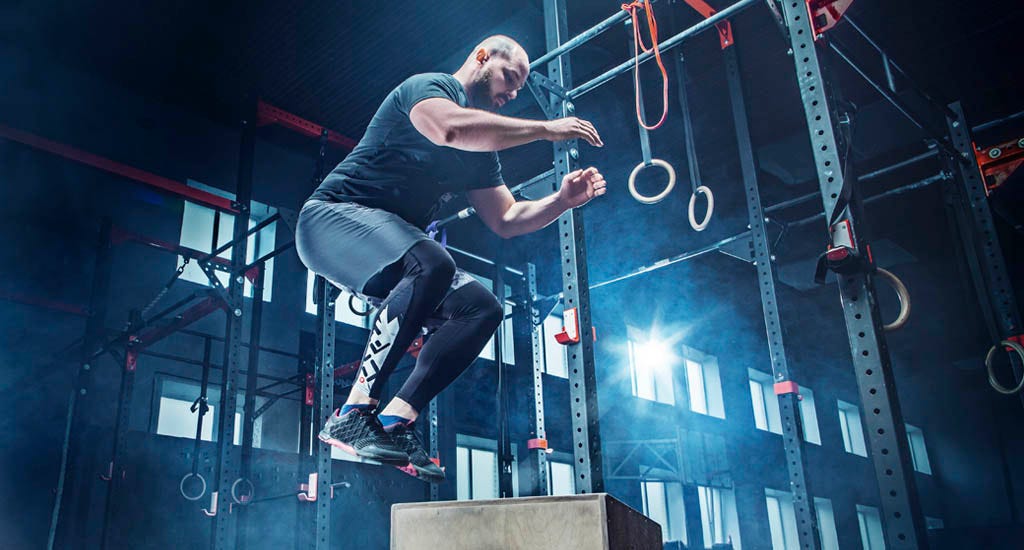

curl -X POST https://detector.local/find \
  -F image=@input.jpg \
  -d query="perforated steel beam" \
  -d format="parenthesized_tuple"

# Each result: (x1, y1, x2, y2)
(778, 3, 928, 548)
(310, 277, 337, 550)
(944, 103, 1024, 408)
(211, 115, 254, 550)
(542, 0, 604, 494)
(723, 42, 820, 550)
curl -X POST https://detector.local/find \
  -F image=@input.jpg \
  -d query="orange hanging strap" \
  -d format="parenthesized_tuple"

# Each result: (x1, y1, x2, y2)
(621, 0, 670, 130)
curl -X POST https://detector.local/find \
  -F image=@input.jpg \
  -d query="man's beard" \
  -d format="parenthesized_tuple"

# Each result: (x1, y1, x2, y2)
(466, 68, 498, 111)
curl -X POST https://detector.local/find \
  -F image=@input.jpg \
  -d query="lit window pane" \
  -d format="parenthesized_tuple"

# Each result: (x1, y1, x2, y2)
(548, 461, 574, 495)
(687, 359, 707, 415)
(542, 315, 568, 378)
(157, 397, 214, 441)
(457, 447, 470, 500)
(751, 379, 768, 430)
(471, 449, 497, 500)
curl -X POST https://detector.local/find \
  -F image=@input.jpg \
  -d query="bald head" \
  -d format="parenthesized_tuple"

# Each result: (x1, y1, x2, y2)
(473, 35, 528, 64)
(455, 35, 530, 111)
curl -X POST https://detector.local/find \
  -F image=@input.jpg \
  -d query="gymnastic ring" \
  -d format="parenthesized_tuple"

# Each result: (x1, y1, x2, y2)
(348, 295, 371, 317)
(688, 185, 714, 232)
(628, 159, 676, 205)
(985, 340, 1024, 395)
(875, 267, 910, 331)
(179, 472, 207, 501)
(231, 477, 255, 505)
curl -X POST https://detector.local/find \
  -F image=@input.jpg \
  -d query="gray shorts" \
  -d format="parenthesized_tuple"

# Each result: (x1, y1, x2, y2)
(295, 199, 475, 306)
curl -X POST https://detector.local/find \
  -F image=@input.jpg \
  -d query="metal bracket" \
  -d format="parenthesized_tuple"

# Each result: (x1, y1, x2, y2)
(527, 73, 568, 121)
(716, 235, 755, 263)
(198, 261, 236, 311)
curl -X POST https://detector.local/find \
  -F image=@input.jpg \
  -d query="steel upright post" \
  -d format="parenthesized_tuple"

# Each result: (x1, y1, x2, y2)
(211, 112, 254, 550)
(778, 3, 928, 548)
(541, 0, 605, 495)
(721, 38, 821, 550)
(311, 277, 338, 550)
(237, 263, 265, 548)
(522, 263, 549, 495)
(55, 218, 112, 549)
(943, 102, 1024, 408)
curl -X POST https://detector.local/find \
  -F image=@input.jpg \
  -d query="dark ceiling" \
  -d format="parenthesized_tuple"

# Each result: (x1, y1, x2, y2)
(5, 0, 1021, 141)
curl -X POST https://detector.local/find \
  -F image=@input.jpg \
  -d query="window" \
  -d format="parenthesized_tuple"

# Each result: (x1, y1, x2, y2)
(178, 181, 276, 301)
(925, 516, 944, 530)
(799, 387, 821, 445)
(749, 369, 782, 434)
(765, 488, 799, 550)
(457, 435, 518, 499)
(857, 504, 885, 550)
(303, 270, 373, 329)
(765, 491, 838, 550)
(546, 458, 575, 496)
(540, 312, 568, 378)
(749, 371, 819, 443)
(628, 339, 675, 405)
(469, 274, 515, 365)
(906, 424, 932, 475)
(153, 376, 260, 447)
(683, 347, 724, 418)
(814, 497, 840, 550)
(838, 400, 868, 457)
(640, 480, 687, 544)
(698, 486, 741, 549)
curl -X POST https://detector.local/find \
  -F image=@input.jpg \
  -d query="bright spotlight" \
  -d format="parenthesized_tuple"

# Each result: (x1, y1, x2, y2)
(633, 337, 678, 370)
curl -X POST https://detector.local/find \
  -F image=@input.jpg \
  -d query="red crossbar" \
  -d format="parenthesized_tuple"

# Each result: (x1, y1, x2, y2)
(256, 101, 358, 150)
(134, 296, 226, 349)
(0, 291, 89, 317)
(0, 123, 238, 213)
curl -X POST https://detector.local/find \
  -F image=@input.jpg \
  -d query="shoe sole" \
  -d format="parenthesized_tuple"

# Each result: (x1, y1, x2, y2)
(396, 462, 445, 484)
(317, 433, 409, 465)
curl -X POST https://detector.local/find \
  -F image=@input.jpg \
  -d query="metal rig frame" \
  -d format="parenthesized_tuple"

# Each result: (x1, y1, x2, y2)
(528, 0, 1021, 548)
(31, 0, 1021, 547)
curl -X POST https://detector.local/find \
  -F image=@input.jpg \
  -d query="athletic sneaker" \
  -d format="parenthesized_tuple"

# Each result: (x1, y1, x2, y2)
(389, 423, 446, 483)
(317, 408, 409, 465)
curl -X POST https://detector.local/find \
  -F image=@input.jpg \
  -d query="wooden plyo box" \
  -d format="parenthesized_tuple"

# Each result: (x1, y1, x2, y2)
(391, 493, 663, 550)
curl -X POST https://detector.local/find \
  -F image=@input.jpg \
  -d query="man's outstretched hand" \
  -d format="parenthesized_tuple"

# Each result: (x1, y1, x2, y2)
(545, 117, 604, 147)
(558, 167, 606, 210)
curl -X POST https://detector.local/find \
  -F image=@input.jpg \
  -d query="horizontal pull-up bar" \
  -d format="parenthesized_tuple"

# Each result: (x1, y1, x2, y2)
(537, 230, 753, 302)
(530, 11, 632, 70)
(569, 0, 759, 99)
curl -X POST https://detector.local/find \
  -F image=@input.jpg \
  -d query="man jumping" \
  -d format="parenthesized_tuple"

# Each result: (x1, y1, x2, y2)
(295, 35, 606, 483)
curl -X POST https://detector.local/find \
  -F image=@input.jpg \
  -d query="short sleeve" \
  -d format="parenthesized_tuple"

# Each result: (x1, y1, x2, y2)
(394, 73, 462, 115)
(463, 152, 505, 190)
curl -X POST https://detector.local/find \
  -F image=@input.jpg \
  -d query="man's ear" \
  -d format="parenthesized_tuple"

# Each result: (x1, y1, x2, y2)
(475, 48, 489, 64)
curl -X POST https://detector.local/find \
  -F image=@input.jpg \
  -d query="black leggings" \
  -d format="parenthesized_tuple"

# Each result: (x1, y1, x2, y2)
(355, 240, 503, 412)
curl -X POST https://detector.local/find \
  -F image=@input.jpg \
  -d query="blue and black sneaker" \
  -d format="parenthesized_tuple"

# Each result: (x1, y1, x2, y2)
(388, 423, 446, 484)
(317, 408, 409, 465)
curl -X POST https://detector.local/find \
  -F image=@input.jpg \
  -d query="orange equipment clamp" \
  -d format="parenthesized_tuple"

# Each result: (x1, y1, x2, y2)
(527, 438, 549, 451)
(554, 308, 580, 345)
(774, 381, 800, 397)
(1007, 335, 1024, 352)
(974, 138, 1024, 193)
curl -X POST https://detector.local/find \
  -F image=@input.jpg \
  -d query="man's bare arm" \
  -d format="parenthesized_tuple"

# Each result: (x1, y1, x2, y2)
(410, 98, 602, 152)
(467, 167, 606, 239)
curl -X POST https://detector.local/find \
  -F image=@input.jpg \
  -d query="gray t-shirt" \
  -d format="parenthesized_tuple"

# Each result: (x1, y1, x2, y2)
(309, 73, 505, 229)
